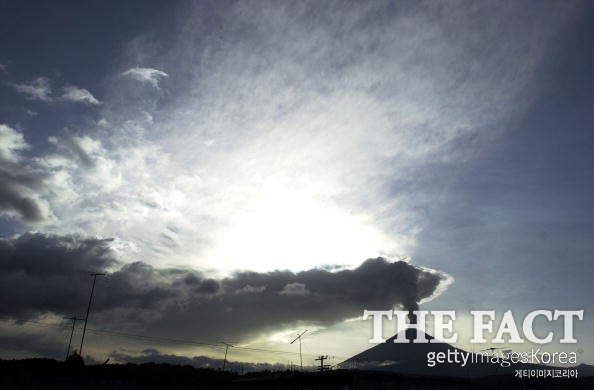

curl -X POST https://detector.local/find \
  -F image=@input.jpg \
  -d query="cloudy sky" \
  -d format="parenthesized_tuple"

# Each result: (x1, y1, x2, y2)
(0, 0, 593, 367)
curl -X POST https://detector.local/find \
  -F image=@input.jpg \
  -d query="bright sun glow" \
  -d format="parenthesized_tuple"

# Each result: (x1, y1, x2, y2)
(207, 189, 398, 273)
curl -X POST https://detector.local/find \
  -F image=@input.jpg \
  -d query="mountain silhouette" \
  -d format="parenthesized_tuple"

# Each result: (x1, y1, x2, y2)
(340, 329, 514, 377)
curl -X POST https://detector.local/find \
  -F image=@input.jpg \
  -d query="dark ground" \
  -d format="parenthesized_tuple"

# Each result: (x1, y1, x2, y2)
(1, 358, 593, 390)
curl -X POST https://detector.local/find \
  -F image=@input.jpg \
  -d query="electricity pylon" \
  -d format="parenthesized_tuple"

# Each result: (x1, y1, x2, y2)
(221, 342, 234, 371)
(290, 330, 308, 369)
(64, 316, 84, 359)
(79, 273, 105, 356)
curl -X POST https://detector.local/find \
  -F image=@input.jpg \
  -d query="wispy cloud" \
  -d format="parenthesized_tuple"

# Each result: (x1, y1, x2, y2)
(10, 0, 577, 275)
(122, 66, 168, 88)
(10, 77, 52, 101)
(10, 77, 100, 105)
(60, 85, 101, 105)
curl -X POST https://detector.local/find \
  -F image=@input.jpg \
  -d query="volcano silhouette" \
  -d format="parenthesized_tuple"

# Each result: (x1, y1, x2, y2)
(340, 329, 509, 377)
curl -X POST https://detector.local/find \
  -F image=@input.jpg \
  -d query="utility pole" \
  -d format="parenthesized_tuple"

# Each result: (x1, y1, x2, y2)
(289, 330, 308, 370)
(221, 342, 234, 371)
(79, 273, 105, 356)
(315, 355, 330, 372)
(64, 316, 84, 359)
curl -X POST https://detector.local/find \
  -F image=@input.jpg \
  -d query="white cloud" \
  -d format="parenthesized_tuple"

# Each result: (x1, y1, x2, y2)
(280, 283, 310, 296)
(121, 66, 168, 88)
(11, 77, 52, 101)
(60, 85, 101, 105)
(0, 124, 28, 162)
(25, 1, 581, 276)
(0, 124, 52, 223)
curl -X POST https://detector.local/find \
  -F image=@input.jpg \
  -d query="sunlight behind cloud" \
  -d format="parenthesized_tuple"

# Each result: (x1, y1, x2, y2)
(22, 0, 577, 277)
(207, 189, 399, 272)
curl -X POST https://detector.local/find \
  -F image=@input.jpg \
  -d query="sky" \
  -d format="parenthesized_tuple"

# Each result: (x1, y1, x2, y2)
(0, 0, 593, 368)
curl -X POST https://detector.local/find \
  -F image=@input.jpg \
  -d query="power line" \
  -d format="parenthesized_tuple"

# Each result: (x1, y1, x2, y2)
(14, 320, 226, 349)
(11, 319, 347, 360)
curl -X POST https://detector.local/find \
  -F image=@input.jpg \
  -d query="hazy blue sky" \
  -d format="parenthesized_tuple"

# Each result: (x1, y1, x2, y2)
(0, 0, 593, 366)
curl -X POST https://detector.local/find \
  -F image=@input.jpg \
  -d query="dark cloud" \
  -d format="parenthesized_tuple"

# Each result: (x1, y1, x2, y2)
(0, 233, 188, 320)
(0, 232, 447, 343)
(194, 278, 219, 294)
(0, 233, 116, 318)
